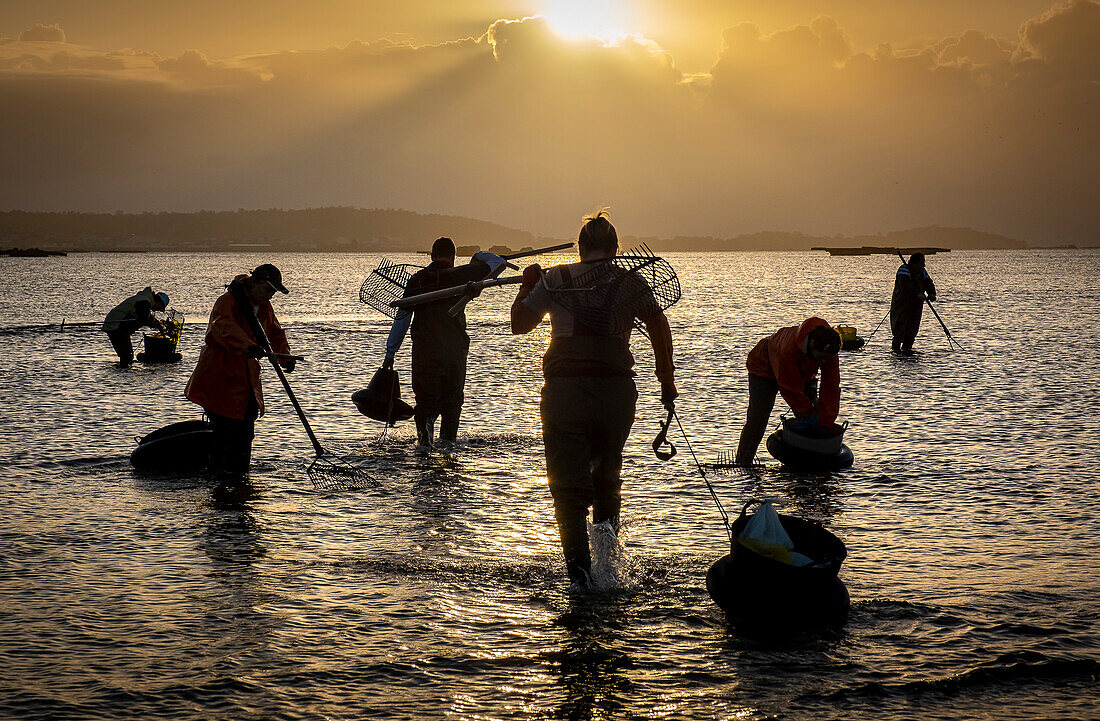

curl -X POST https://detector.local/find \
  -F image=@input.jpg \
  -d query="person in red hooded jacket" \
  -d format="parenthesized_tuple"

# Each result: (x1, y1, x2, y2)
(185, 264, 293, 476)
(734, 317, 841, 466)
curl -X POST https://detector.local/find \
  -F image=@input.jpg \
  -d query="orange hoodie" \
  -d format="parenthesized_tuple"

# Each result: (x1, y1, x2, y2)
(185, 276, 291, 420)
(745, 316, 839, 425)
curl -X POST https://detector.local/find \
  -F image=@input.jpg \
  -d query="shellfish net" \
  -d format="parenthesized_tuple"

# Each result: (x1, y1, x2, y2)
(359, 258, 423, 318)
(545, 244, 681, 336)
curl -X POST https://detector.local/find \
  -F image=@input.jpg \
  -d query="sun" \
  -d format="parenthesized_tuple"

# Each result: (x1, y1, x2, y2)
(542, 0, 631, 39)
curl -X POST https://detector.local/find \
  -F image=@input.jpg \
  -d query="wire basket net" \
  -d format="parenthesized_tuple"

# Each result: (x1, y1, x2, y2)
(359, 258, 423, 318)
(549, 245, 681, 335)
(307, 454, 378, 491)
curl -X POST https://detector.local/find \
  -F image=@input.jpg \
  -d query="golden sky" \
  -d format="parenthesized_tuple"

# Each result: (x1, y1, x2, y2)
(0, 0, 1096, 242)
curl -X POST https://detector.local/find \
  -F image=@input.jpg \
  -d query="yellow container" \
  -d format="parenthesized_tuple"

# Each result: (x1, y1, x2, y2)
(836, 326, 858, 343)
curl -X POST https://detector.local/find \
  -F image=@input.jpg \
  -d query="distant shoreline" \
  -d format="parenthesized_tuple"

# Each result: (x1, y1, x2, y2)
(0, 206, 1081, 254)
(42, 245, 1096, 254)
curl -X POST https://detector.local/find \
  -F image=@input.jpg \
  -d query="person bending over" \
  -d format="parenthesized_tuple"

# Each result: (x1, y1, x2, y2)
(734, 318, 841, 466)
(102, 287, 168, 367)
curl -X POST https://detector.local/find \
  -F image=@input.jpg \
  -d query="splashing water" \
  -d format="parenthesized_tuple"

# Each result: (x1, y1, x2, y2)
(588, 519, 635, 591)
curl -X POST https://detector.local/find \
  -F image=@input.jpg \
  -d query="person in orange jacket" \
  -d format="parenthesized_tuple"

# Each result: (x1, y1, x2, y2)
(185, 264, 293, 476)
(734, 317, 841, 466)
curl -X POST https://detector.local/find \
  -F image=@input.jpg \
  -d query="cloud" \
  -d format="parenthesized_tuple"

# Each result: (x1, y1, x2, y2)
(936, 30, 1014, 67)
(0, 4, 1094, 245)
(1016, 0, 1100, 79)
(18, 23, 66, 43)
(155, 48, 259, 86)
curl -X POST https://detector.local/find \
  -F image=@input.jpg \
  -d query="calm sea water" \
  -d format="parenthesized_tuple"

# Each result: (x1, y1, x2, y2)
(1, 250, 1098, 720)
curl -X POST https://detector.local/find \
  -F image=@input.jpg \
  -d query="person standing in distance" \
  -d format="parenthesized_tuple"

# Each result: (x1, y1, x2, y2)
(511, 211, 677, 588)
(185, 264, 294, 478)
(890, 252, 937, 354)
(383, 237, 507, 452)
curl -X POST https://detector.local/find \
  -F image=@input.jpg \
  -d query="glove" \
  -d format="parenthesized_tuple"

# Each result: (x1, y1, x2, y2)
(520, 264, 543, 291)
(465, 280, 483, 299)
(661, 381, 678, 411)
(280, 358, 296, 373)
(245, 344, 266, 359)
(381, 356, 394, 370)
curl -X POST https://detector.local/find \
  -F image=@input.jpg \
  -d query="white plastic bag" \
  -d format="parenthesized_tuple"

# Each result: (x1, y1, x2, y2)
(738, 501, 794, 564)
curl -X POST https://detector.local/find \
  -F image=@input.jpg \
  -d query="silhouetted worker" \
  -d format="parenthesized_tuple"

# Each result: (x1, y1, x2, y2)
(511, 212, 677, 588)
(102, 286, 169, 367)
(890, 252, 937, 354)
(383, 238, 506, 451)
(185, 264, 294, 477)
(734, 318, 841, 466)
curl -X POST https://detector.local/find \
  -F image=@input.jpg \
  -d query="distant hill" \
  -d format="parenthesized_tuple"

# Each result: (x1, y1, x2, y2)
(0, 207, 541, 253)
(0, 208, 1030, 252)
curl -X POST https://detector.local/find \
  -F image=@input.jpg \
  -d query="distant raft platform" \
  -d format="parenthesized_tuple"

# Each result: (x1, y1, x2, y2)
(1, 247, 67, 257)
(813, 246, 950, 256)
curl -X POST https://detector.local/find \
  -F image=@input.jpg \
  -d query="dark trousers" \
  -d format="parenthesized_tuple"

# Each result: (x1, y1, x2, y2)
(735, 373, 818, 465)
(105, 322, 139, 365)
(207, 396, 259, 477)
(541, 376, 637, 583)
(411, 358, 466, 444)
(890, 306, 924, 352)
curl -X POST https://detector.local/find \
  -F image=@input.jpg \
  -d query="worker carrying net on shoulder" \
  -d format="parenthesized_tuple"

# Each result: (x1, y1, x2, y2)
(361, 243, 576, 319)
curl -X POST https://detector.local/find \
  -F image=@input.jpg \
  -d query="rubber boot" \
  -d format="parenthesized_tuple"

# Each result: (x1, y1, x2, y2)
(415, 414, 436, 452)
(556, 513, 592, 588)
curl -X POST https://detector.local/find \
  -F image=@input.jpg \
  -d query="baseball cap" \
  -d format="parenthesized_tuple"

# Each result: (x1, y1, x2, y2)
(252, 264, 289, 294)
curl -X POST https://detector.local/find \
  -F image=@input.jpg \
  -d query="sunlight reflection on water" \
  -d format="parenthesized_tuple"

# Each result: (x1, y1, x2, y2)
(0, 250, 1098, 720)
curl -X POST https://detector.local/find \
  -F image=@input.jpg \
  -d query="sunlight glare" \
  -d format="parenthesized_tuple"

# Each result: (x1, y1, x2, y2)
(542, 0, 631, 40)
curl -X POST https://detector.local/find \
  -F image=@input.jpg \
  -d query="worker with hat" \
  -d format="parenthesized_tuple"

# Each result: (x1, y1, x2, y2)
(101, 286, 170, 367)
(185, 264, 293, 478)
(734, 318, 842, 466)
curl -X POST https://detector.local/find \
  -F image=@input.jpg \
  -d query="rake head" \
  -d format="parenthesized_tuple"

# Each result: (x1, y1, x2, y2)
(703, 450, 764, 476)
(307, 453, 378, 491)
(359, 258, 423, 318)
(549, 244, 681, 335)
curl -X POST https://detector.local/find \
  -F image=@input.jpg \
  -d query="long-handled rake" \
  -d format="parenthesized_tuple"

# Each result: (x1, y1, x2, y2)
(360, 242, 575, 318)
(228, 282, 375, 490)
